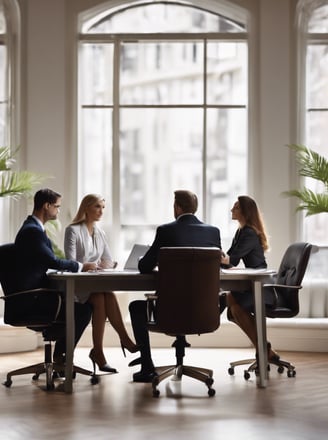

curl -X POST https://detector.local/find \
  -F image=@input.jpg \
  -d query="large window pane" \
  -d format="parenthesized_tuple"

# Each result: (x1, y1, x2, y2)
(120, 41, 204, 105)
(207, 41, 247, 105)
(84, 3, 246, 34)
(0, 45, 6, 145)
(207, 108, 247, 249)
(79, 108, 113, 208)
(120, 107, 203, 226)
(307, 45, 328, 108)
(308, 5, 328, 33)
(79, 43, 113, 105)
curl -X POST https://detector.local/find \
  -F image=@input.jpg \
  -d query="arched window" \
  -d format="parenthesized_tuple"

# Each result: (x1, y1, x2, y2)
(78, 1, 248, 258)
(0, 0, 20, 243)
(297, 1, 328, 277)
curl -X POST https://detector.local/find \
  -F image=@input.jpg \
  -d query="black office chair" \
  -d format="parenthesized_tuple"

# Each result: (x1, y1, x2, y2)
(227, 242, 312, 380)
(0, 243, 96, 390)
(146, 247, 221, 397)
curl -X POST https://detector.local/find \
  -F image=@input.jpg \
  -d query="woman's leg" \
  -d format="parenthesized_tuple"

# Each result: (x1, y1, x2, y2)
(104, 291, 137, 352)
(226, 292, 258, 347)
(226, 292, 279, 359)
(87, 292, 107, 365)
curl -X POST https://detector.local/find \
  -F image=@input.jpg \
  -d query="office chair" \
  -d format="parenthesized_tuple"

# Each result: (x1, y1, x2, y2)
(227, 242, 312, 380)
(0, 243, 97, 390)
(146, 247, 221, 397)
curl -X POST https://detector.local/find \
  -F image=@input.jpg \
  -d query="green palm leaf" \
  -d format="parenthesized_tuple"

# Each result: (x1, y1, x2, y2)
(0, 170, 44, 199)
(284, 144, 328, 216)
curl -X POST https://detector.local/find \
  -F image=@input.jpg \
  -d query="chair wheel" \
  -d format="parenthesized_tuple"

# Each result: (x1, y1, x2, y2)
(208, 388, 216, 397)
(228, 367, 235, 376)
(3, 379, 12, 388)
(277, 366, 284, 374)
(152, 389, 160, 397)
(287, 369, 296, 378)
(90, 375, 100, 385)
(244, 371, 250, 380)
(32, 374, 39, 381)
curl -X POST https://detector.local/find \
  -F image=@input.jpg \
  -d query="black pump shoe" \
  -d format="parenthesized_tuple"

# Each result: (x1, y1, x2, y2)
(89, 349, 118, 374)
(128, 357, 142, 367)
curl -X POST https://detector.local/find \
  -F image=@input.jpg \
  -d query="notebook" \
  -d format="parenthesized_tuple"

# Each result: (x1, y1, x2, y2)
(123, 244, 150, 271)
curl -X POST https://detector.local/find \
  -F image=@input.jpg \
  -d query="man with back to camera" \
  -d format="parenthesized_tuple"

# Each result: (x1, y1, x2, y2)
(128, 189, 222, 382)
(14, 188, 97, 364)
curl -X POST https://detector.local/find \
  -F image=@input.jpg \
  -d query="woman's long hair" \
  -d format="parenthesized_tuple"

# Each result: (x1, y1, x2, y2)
(71, 194, 104, 225)
(238, 195, 269, 251)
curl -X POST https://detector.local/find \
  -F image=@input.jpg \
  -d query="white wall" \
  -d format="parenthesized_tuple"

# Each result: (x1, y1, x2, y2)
(17, 0, 301, 267)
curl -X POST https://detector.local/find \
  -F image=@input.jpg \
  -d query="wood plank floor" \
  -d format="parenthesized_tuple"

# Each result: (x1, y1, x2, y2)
(0, 347, 327, 440)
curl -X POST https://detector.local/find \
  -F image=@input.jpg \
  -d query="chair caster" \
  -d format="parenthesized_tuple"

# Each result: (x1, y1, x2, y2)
(3, 379, 12, 388)
(152, 388, 160, 398)
(244, 371, 250, 380)
(277, 366, 284, 374)
(208, 388, 216, 397)
(32, 373, 40, 381)
(228, 367, 235, 376)
(287, 369, 296, 378)
(90, 375, 100, 385)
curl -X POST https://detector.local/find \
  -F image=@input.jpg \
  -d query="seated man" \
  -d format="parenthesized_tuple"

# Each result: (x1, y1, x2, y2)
(129, 189, 222, 382)
(14, 188, 97, 362)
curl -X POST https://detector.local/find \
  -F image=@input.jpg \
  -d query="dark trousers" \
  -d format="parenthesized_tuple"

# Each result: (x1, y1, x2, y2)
(53, 302, 92, 357)
(129, 300, 154, 370)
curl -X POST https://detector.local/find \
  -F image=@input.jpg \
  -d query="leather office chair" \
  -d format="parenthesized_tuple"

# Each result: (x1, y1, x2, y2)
(146, 247, 221, 397)
(0, 243, 96, 390)
(227, 242, 312, 380)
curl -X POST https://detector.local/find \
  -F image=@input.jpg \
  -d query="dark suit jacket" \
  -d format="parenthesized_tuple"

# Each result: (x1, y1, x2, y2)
(14, 215, 79, 291)
(227, 225, 267, 269)
(138, 214, 221, 274)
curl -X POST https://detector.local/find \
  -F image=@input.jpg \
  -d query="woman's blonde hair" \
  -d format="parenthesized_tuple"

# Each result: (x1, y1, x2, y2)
(238, 195, 269, 251)
(71, 194, 105, 224)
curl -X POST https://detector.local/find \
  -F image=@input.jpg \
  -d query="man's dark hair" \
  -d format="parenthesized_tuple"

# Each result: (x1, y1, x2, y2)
(174, 190, 198, 214)
(33, 188, 61, 211)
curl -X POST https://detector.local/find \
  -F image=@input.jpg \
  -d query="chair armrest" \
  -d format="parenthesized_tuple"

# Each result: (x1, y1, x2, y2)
(263, 283, 302, 290)
(145, 293, 158, 300)
(2, 288, 62, 300)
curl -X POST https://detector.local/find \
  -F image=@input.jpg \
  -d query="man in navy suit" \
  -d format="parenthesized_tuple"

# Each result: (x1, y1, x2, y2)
(15, 188, 96, 363)
(129, 190, 221, 382)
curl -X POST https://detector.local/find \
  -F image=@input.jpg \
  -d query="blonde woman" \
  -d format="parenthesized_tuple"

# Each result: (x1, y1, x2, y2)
(64, 194, 137, 373)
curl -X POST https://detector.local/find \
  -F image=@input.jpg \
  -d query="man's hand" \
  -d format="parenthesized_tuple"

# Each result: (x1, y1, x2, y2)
(82, 262, 97, 272)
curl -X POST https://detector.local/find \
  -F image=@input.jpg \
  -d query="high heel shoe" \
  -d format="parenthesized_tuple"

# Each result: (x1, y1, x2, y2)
(120, 341, 139, 358)
(89, 349, 118, 374)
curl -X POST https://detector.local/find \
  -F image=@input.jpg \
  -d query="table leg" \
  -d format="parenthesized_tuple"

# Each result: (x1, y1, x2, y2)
(253, 279, 268, 388)
(64, 279, 75, 393)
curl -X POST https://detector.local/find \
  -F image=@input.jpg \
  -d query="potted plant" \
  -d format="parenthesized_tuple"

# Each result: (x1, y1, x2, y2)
(283, 144, 328, 215)
(0, 146, 43, 199)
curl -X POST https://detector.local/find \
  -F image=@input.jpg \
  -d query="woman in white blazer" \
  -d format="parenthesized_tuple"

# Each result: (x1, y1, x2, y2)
(65, 194, 138, 374)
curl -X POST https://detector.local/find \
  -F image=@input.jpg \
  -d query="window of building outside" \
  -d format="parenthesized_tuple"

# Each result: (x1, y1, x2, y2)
(78, 1, 248, 262)
(303, 3, 328, 277)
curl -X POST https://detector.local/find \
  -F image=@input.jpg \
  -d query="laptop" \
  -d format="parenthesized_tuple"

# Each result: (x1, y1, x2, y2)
(123, 244, 150, 271)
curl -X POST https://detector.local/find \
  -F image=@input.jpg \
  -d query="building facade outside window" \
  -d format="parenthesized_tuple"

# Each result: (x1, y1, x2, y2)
(78, 1, 248, 261)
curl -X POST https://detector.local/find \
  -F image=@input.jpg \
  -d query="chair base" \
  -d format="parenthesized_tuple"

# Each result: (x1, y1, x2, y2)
(227, 356, 296, 380)
(2, 342, 99, 390)
(152, 364, 215, 397)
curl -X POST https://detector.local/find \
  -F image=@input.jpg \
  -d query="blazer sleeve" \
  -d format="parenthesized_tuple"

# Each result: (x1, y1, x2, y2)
(138, 227, 162, 274)
(228, 228, 258, 267)
(64, 225, 78, 260)
(17, 225, 79, 273)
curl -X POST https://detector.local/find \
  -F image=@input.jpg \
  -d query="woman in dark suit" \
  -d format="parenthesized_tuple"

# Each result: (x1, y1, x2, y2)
(221, 195, 279, 362)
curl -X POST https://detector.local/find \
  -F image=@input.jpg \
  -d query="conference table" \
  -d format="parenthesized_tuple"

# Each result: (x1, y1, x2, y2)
(50, 268, 275, 393)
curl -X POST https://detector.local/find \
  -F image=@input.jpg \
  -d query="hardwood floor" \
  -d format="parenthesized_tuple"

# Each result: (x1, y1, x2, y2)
(0, 347, 327, 440)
